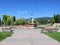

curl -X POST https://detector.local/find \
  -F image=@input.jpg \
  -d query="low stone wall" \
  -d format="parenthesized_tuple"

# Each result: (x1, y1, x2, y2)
(18, 25, 36, 29)
(0, 26, 13, 32)
(53, 23, 60, 27)
(0, 27, 2, 32)
(41, 27, 58, 32)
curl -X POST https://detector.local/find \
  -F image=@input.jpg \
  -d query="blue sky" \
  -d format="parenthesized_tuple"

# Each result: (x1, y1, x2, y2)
(0, 0, 60, 19)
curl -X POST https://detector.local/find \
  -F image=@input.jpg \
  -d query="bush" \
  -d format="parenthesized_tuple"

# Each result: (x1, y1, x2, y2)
(16, 18, 27, 25)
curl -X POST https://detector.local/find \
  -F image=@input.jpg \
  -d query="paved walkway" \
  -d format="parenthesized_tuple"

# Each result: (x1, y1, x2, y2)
(0, 29, 60, 45)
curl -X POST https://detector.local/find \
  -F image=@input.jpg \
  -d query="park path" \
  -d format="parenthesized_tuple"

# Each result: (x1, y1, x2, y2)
(0, 29, 60, 45)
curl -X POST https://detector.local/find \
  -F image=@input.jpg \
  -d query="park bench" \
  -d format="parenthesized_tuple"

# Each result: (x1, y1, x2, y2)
(41, 27, 58, 32)
(2, 27, 13, 32)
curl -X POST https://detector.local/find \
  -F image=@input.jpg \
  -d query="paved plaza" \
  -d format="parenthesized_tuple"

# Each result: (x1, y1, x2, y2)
(0, 29, 60, 45)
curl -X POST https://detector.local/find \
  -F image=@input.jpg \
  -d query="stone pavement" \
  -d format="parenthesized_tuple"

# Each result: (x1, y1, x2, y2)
(0, 29, 60, 45)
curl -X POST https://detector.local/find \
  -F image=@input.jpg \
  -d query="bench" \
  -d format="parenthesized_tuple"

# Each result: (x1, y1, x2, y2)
(41, 27, 58, 33)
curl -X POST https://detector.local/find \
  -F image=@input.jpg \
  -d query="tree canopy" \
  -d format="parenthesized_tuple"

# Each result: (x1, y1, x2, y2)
(16, 18, 27, 25)
(2, 15, 14, 26)
(38, 18, 48, 25)
(54, 14, 60, 23)
(13, 16, 16, 22)
(0, 14, 60, 26)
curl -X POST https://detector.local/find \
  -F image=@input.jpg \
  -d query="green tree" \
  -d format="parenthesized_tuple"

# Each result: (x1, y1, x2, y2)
(38, 18, 48, 25)
(13, 16, 16, 22)
(10, 17, 14, 25)
(7, 16, 14, 25)
(50, 17, 55, 25)
(54, 14, 60, 23)
(2, 15, 9, 26)
(16, 18, 27, 25)
(0, 18, 1, 25)
(2, 15, 14, 26)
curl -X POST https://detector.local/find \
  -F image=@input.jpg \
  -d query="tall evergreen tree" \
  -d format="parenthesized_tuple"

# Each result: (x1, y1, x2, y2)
(13, 16, 16, 22)
(0, 18, 1, 25)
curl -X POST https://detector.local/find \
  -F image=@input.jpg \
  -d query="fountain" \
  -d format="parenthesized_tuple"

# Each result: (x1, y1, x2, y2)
(27, 16, 37, 29)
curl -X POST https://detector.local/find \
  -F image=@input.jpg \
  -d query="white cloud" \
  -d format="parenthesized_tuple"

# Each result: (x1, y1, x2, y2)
(17, 10, 21, 13)
(0, 8, 2, 11)
(23, 10, 28, 13)
(43, 8, 47, 11)
(17, 10, 28, 14)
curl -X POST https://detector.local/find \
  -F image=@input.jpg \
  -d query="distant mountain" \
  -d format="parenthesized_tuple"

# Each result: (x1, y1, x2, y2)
(40, 17, 51, 20)
(25, 17, 51, 21)
(25, 19, 30, 21)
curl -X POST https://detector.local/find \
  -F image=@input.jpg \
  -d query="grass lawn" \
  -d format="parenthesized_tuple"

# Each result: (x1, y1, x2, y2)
(0, 32, 13, 41)
(44, 32, 60, 42)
